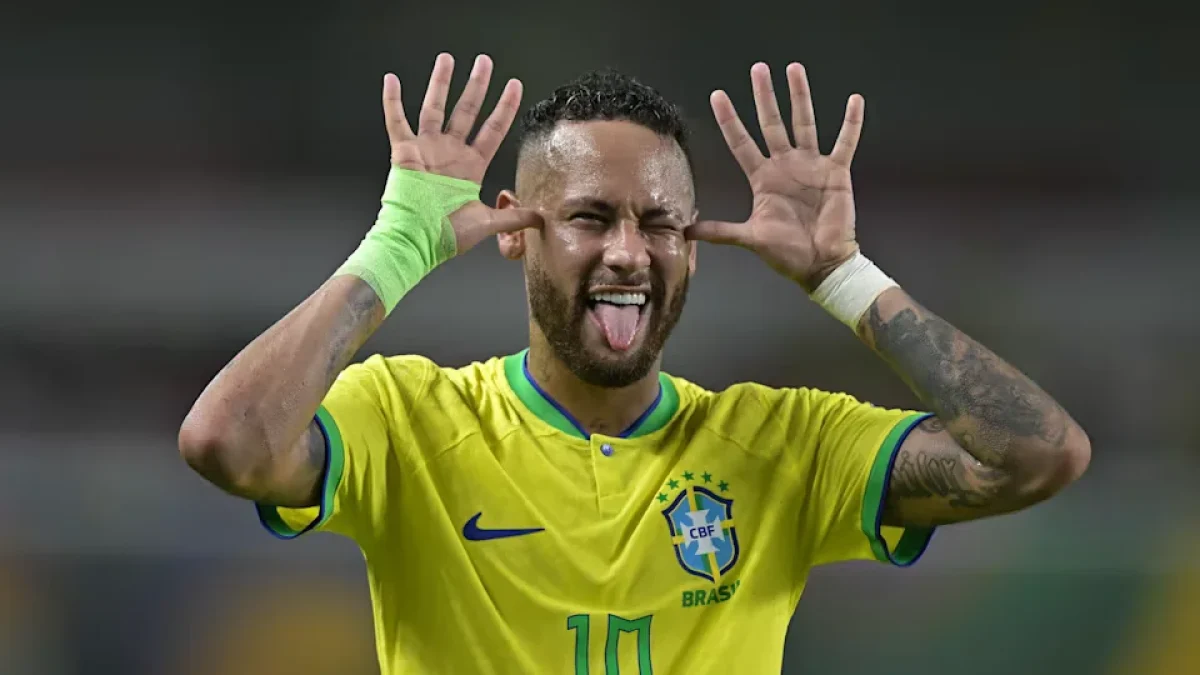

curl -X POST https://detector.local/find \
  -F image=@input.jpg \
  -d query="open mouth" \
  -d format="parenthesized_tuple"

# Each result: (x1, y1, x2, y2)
(586, 291, 650, 352)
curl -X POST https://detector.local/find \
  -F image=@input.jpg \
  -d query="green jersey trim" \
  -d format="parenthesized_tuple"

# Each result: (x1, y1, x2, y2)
(624, 374, 679, 438)
(502, 350, 678, 439)
(255, 405, 346, 539)
(861, 412, 937, 566)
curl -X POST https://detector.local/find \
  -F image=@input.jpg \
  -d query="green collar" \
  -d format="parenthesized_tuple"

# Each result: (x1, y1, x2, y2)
(503, 349, 678, 439)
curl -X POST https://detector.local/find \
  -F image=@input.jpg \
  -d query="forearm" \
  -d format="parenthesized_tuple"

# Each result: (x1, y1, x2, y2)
(859, 288, 1089, 491)
(180, 275, 382, 500)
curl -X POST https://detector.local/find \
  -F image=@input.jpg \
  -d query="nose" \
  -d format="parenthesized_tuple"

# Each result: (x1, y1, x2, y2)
(601, 219, 651, 273)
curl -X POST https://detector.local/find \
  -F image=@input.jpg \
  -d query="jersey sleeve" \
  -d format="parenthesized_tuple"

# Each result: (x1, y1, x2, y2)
(796, 390, 936, 567)
(254, 354, 435, 544)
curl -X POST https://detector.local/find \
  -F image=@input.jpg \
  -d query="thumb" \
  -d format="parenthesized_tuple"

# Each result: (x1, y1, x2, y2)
(686, 220, 749, 246)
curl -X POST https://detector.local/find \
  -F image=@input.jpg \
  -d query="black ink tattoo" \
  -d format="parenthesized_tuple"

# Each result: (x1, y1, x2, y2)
(301, 421, 327, 505)
(862, 291, 1089, 525)
(918, 417, 946, 433)
(325, 279, 385, 382)
(865, 302, 1069, 467)
(883, 418, 1012, 525)
(888, 446, 1004, 509)
(304, 421, 326, 471)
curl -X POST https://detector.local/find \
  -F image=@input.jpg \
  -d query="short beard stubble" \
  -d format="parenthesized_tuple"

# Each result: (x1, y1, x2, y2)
(526, 264, 688, 388)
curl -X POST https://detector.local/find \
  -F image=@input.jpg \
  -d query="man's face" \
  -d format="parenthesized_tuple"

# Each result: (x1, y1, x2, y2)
(500, 121, 697, 388)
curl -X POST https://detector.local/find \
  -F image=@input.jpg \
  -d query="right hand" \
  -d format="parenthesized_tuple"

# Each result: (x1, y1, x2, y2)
(383, 53, 542, 254)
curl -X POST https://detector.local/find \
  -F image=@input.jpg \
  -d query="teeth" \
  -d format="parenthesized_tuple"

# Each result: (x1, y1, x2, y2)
(590, 292, 647, 306)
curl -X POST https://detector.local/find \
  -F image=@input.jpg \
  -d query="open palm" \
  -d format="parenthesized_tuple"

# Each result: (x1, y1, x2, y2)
(689, 63, 865, 290)
(382, 53, 541, 253)
(385, 54, 518, 183)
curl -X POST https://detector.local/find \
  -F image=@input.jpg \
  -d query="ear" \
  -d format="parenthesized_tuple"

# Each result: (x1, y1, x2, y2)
(495, 190, 527, 260)
(687, 208, 699, 276)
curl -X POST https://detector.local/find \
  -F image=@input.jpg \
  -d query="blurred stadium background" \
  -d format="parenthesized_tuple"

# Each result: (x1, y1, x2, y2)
(1, 1, 1196, 673)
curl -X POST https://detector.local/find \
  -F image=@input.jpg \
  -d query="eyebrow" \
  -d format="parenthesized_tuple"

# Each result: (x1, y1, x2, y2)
(560, 198, 684, 221)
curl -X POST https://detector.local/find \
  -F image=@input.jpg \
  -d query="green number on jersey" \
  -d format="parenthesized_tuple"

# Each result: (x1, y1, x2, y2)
(567, 615, 590, 673)
(566, 613, 653, 674)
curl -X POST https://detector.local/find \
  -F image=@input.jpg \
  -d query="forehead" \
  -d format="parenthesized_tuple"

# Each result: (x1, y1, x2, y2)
(524, 121, 694, 211)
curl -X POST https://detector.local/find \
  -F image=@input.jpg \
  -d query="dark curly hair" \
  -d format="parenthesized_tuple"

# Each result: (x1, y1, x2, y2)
(517, 69, 691, 164)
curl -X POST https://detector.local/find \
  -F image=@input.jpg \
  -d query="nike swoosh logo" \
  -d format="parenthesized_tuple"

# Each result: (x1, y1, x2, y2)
(462, 512, 545, 541)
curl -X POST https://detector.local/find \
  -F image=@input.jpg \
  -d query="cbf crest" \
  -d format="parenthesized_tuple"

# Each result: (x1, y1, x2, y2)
(658, 471, 740, 584)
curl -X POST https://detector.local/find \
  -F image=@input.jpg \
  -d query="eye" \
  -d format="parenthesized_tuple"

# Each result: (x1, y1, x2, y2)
(644, 221, 681, 234)
(568, 213, 611, 231)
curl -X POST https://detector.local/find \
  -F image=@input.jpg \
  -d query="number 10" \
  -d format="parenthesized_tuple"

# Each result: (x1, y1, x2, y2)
(566, 613, 653, 674)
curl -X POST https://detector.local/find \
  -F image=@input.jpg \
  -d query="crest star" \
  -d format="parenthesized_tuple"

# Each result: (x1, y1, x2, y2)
(702, 472, 713, 483)
(657, 493, 668, 503)
(718, 480, 730, 492)
(682, 471, 695, 481)
(667, 479, 680, 489)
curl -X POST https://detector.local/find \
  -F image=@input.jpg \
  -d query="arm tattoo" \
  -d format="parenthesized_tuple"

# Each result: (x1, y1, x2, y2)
(290, 278, 378, 505)
(301, 421, 327, 504)
(274, 278, 379, 508)
(898, 418, 1002, 488)
(304, 420, 326, 471)
(884, 418, 1009, 526)
(864, 297, 1069, 467)
(890, 450, 981, 505)
(325, 278, 386, 382)
(257, 420, 328, 508)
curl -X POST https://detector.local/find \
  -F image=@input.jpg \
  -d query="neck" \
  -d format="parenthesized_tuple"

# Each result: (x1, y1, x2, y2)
(526, 332, 662, 438)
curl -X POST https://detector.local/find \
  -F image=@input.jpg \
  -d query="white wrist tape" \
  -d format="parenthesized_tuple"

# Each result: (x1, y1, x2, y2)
(809, 250, 899, 329)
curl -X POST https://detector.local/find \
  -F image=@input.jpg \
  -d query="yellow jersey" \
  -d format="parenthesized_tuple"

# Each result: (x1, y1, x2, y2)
(256, 350, 935, 674)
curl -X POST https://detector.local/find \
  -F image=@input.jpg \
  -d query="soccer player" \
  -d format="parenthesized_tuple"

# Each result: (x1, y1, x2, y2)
(180, 53, 1090, 673)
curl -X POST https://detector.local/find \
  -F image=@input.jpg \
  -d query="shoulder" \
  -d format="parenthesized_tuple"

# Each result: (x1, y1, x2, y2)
(667, 373, 857, 422)
(340, 353, 504, 397)
(335, 353, 511, 455)
(328, 354, 500, 437)
(339, 353, 438, 389)
(667, 372, 915, 468)
(665, 373, 862, 458)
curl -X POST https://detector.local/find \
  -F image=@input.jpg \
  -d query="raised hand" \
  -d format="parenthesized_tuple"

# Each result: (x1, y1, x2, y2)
(383, 53, 542, 253)
(689, 63, 864, 290)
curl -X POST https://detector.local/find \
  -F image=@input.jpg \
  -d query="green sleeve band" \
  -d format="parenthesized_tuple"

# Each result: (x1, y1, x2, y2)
(334, 166, 480, 314)
(861, 412, 937, 566)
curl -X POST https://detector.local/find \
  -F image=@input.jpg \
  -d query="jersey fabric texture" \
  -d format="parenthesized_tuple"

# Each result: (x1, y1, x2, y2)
(256, 350, 935, 674)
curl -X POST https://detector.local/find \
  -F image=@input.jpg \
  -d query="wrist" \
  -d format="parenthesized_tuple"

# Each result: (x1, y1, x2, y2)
(334, 166, 479, 315)
(800, 257, 848, 293)
(808, 250, 899, 330)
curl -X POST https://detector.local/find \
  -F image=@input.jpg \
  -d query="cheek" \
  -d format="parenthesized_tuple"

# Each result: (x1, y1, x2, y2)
(653, 235, 691, 272)
(551, 223, 589, 258)
(535, 223, 596, 280)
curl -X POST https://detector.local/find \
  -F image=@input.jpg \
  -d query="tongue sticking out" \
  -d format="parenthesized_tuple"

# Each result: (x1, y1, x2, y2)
(592, 303, 641, 351)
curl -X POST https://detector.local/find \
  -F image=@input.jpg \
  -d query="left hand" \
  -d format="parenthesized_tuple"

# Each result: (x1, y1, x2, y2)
(688, 62, 865, 291)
